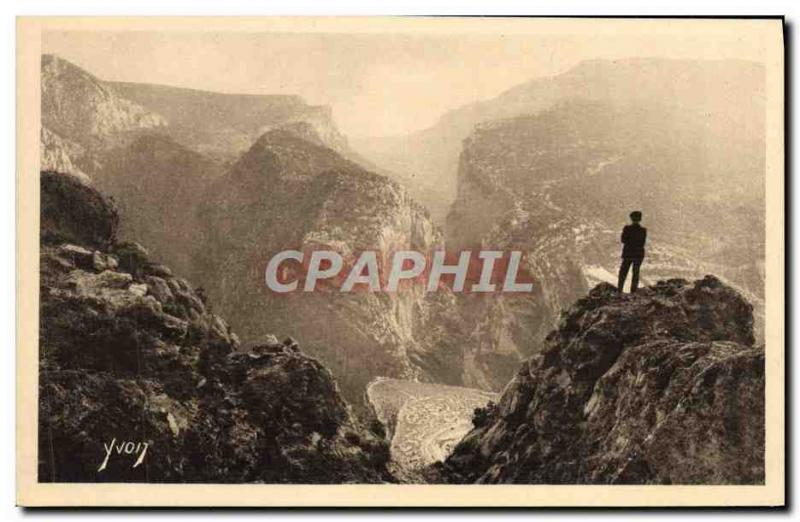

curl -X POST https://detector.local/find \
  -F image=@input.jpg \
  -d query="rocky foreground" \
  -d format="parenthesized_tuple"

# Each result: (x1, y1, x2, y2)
(37, 169, 765, 485)
(38, 171, 390, 483)
(438, 277, 764, 484)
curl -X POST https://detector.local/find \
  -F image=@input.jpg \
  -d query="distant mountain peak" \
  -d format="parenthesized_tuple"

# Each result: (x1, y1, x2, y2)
(40, 53, 356, 169)
(255, 120, 329, 149)
(41, 54, 168, 147)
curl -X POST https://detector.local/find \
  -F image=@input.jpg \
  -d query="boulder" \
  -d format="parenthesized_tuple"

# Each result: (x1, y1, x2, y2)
(113, 241, 150, 275)
(57, 244, 94, 269)
(41, 171, 119, 249)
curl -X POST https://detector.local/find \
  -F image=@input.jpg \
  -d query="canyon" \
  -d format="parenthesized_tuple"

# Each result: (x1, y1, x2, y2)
(39, 54, 766, 483)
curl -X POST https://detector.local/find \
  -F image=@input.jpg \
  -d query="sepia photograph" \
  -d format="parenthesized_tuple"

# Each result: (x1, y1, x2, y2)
(15, 15, 784, 507)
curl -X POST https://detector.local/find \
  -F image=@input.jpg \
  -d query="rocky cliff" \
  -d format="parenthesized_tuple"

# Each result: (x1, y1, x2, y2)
(448, 99, 764, 272)
(440, 277, 764, 484)
(41, 54, 348, 171)
(109, 81, 350, 163)
(40, 127, 91, 183)
(40, 54, 370, 282)
(39, 170, 390, 483)
(443, 97, 765, 390)
(352, 58, 765, 225)
(40, 55, 472, 408)
(349, 61, 766, 391)
(41, 54, 167, 154)
(194, 125, 467, 405)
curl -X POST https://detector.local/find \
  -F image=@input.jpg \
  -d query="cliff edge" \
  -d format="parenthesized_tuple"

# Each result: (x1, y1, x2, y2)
(440, 278, 764, 484)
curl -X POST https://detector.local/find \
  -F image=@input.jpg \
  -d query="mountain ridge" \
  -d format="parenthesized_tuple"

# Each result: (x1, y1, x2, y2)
(41, 54, 352, 174)
(351, 57, 765, 223)
(37, 53, 768, 485)
(193, 125, 469, 406)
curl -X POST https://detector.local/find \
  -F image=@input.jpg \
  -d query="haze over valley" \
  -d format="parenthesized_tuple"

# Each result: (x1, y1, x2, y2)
(38, 30, 767, 482)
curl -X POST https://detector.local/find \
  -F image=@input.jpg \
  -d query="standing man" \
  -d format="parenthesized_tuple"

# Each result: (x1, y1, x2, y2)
(618, 211, 647, 293)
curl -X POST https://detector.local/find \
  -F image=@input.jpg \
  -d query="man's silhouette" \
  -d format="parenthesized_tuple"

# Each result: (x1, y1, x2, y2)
(618, 211, 647, 293)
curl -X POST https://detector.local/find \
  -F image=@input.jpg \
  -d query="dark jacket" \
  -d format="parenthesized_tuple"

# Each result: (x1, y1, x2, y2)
(621, 223, 647, 259)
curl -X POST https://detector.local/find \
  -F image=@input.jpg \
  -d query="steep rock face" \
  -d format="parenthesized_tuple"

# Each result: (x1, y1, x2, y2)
(41, 54, 166, 182)
(39, 171, 390, 483)
(40, 55, 367, 279)
(40, 127, 90, 182)
(441, 277, 764, 484)
(194, 126, 466, 405)
(352, 58, 765, 224)
(454, 203, 602, 390)
(444, 99, 765, 389)
(448, 100, 764, 271)
(41, 54, 349, 170)
(42, 55, 167, 145)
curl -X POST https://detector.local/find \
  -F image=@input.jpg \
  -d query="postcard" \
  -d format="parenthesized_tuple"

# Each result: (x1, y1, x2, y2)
(16, 16, 784, 507)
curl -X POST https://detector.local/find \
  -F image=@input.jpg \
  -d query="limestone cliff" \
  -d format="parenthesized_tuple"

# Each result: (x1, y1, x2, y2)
(41, 54, 349, 173)
(109, 80, 350, 162)
(445, 99, 765, 390)
(352, 59, 765, 225)
(194, 126, 466, 404)
(40, 127, 90, 183)
(39, 55, 470, 407)
(42, 54, 167, 153)
(39, 54, 371, 284)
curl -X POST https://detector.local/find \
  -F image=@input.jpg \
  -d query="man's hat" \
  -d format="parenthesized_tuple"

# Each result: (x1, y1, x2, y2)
(629, 211, 642, 221)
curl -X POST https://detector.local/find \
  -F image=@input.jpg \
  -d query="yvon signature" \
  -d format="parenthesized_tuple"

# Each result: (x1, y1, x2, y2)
(98, 438, 149, 472)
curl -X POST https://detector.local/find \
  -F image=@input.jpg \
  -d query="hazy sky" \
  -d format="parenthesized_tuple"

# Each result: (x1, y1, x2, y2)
(43, 29, 769, 138)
